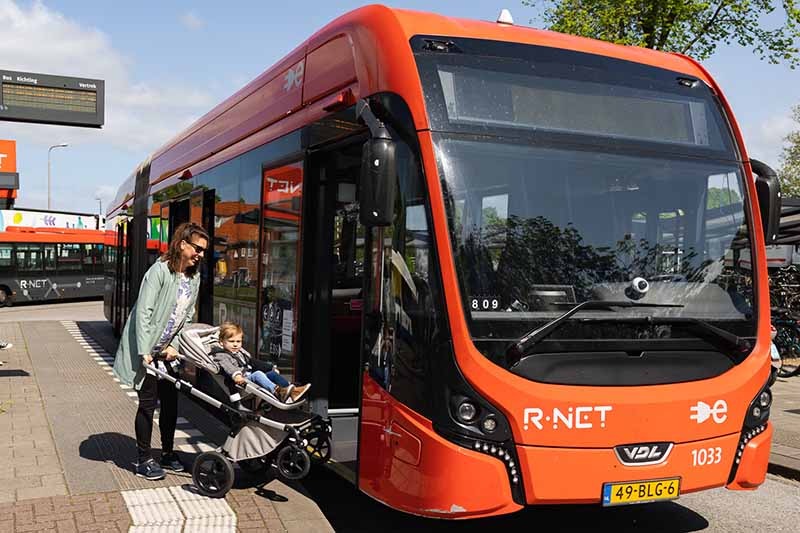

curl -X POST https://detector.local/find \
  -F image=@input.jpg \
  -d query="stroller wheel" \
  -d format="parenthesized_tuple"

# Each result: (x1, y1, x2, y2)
(192, 451, 235, 498)
(239, 457, 268, 474)
(275, 445, 311, 481)
(305, 431, 332, 464)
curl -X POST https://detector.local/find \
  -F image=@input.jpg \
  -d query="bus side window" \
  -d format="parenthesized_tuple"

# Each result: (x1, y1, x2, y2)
(15, 244, 43, 274)
(0, 244, 13, 271)
(43, 245, 57, 271)
(57, 243, 82, 272)
(83, 244, 102, 275)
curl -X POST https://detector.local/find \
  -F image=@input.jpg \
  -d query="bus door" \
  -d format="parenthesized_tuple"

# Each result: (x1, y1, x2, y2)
(167, 197, 190, 238)
(190, 188, 216, 324)
(294, 143, 365, 475)
(111, 221, 133, 334)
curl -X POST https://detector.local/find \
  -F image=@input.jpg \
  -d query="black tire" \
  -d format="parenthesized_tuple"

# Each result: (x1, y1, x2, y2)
(192, 451, 234, 498)
(275, 445, 311, 481)
(238, 457, 269, 474)
(778, 344, 800, 377)
(305, 431, 332, 464)
(0, 288, 11, 307)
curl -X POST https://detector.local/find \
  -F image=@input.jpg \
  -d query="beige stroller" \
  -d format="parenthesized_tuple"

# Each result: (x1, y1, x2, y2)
(143, 323, 331, 497)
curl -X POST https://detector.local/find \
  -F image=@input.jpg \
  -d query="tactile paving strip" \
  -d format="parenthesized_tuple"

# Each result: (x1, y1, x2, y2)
(121, 486, 237, 532)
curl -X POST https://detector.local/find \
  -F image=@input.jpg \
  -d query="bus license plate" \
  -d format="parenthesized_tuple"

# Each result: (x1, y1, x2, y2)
(602, 477, 680, 506)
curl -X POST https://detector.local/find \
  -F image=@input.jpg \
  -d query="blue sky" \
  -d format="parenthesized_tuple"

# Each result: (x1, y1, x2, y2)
(0, 0, 798, 215)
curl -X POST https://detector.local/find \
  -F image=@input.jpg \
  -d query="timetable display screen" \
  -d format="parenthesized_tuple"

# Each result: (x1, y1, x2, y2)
(0, 70, 104, 128)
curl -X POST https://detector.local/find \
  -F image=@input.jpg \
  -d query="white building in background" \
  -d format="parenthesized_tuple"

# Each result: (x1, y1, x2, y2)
(0, 207, 103, 232)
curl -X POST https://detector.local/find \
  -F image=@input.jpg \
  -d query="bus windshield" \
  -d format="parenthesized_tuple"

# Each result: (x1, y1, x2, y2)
(416, 40, 755, 357)
(435, 137, 755, 350)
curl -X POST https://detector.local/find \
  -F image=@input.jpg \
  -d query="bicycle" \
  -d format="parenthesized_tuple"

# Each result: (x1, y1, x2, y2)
(771, 309, 800, 377)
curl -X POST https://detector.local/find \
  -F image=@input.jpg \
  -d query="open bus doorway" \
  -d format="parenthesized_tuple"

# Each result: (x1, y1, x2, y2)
(299, 142, 365, 473)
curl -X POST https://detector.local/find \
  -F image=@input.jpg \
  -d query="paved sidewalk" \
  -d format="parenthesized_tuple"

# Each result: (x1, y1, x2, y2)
(769, 375, 800, 479)
(0, 320, 333, 532)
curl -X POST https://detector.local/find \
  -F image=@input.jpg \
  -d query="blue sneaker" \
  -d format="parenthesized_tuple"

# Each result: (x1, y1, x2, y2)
(136, 458, 165, 480)
(159, 452, 185, 472)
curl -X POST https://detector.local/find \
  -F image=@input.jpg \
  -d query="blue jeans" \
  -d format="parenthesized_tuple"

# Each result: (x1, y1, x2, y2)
(267, 370, 289, 387)
(245, 370, 277, 392)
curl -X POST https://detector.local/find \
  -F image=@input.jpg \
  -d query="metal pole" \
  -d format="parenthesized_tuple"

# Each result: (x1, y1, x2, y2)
(47, 143, 68, 210)
(47, 149, 51, 210)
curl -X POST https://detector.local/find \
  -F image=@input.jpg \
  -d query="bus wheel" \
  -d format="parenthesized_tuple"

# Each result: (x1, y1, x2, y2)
(0, 288, 11, 307)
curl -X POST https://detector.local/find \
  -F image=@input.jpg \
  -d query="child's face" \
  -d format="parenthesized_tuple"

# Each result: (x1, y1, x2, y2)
(222, 333, 243, 353)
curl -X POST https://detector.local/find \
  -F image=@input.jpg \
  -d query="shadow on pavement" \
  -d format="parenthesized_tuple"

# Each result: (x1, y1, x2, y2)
(300, 467, 710, 532)
(0, 369, 30, 377)
(79, 432, 193, 475)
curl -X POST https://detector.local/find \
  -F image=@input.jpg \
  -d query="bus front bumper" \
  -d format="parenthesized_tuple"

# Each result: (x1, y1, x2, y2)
(515, 424, 772, 505)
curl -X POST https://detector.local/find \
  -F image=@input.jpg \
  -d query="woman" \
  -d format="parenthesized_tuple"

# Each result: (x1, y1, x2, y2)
(113, 222, 209, 480)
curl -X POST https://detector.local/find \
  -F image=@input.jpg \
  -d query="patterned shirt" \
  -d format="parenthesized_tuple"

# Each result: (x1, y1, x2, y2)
(154, 274, 192, 350)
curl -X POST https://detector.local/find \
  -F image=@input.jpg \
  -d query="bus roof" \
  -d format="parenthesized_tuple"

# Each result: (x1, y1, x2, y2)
(110, 4, 718, 216)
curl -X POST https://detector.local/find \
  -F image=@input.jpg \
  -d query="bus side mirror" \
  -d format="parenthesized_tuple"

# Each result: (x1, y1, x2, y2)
(751, 159, 781, 244)
(359, 138, 397, 227)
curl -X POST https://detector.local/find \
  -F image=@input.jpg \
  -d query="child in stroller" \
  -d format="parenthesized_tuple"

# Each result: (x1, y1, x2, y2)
(211, 322, 310, 404)
(140, 323, 331, 498)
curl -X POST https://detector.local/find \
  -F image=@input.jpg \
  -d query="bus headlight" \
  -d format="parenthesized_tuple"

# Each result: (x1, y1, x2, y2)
(457, 401, 478, 423)
(482, 416, 498, 433)
(758, 390, 771, 408)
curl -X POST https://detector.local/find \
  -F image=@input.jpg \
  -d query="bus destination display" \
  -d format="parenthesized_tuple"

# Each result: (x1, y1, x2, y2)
(0, 70, 104, 128)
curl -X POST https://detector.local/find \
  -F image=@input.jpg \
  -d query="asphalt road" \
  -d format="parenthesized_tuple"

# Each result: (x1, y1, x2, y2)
(301, 469, 800, 532)
(5, 301, 800, 532)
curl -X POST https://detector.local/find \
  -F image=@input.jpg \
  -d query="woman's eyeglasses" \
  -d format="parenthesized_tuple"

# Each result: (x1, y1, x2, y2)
(184, 240, 206, 254)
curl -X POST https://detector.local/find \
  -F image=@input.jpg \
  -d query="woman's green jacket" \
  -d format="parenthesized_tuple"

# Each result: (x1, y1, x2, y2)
(112, 259, 201, 390)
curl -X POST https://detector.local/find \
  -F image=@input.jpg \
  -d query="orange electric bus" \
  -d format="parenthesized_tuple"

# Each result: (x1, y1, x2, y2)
(0, 225, 106, 305)
(104, 5, 781, 518)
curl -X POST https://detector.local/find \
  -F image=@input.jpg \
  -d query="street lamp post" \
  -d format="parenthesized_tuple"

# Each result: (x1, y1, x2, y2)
(96, 196, 102, 221)
(47, 143, 68, 210)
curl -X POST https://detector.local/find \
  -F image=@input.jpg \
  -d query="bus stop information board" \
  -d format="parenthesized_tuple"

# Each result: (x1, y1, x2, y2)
(0, 69, 104, 128)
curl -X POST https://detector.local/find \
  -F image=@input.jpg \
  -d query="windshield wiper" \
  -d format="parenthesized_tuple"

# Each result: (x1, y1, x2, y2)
(505, 300, 684, 366)
(648, 317, 751, 361)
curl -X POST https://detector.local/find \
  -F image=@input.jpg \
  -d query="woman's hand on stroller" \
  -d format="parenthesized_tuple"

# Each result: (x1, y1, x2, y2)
(162, 346, 179, 361)
(233, 373, 247, 385)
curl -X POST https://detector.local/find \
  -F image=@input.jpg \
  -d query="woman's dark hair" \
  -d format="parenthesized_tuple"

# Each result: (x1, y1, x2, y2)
(162, 222, 210, 275)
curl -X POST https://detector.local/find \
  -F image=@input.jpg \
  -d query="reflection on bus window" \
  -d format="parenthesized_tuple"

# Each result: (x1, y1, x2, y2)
(366, 139, 442, 415)
(260, 162, 303, 380)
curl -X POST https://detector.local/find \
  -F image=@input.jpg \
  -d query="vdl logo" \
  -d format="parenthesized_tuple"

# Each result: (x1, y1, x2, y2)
(614, 442, 673, 466)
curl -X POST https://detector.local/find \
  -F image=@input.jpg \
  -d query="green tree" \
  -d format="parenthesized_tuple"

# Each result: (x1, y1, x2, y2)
(525, 0, 800, 67)
(707, 187, 742, 209)
(779, 105, 800, 197)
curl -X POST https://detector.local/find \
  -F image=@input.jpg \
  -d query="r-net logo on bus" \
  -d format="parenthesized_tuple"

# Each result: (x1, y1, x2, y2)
(19, 279, 48, 289)
(523, 406, 613, 431)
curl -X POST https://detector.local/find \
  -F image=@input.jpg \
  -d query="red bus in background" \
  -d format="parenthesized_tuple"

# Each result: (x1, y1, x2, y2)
(0, 225, 105, 305)
(105, 5, 781, 518)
